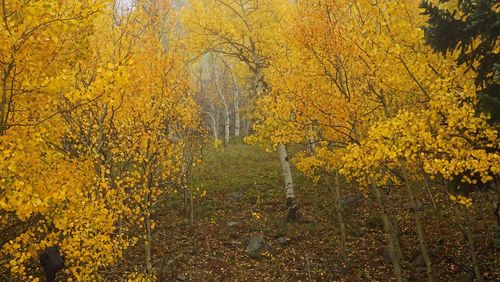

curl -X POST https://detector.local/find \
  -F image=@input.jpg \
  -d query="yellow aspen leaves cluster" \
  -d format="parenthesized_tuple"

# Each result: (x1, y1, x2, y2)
(247, 0, 498, 195)
(1, 0, 200, 280)
(450, 194, 473, 208)
(183, 0, 498, 197)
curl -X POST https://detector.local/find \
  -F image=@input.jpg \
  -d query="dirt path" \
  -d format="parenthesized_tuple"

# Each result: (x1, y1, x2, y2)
(151, 143, 344, 281)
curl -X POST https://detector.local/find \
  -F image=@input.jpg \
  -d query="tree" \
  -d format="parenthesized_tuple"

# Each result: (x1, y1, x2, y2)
(183, 0, 300, 221)
(247, 0, 499, 280)
(1, 0, 201, 279)
(421, 0, 500, 123)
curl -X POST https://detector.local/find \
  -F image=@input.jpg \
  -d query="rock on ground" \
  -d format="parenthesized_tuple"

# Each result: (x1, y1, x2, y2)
(245, 237, 266, 259)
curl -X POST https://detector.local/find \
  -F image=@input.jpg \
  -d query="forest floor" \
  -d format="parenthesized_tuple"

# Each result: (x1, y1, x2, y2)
(112, 141, 499, 281)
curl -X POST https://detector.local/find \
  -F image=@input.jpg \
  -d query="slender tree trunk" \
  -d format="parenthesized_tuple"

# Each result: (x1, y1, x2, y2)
(463, 207, 482, 282)
(423, 173, 438, 213)
(492, 177, 500, 227)
(224, 107, 230, 145)
(334, 172, 347, 262)
(143, 190, 153, 275)
(181, 163, 188, 213)
(352, 119, 403, 279)
(215, 77, 229, 145)
(308, 127, 316, 156)
(189, 183, 194, 226)
(144, 212, 153, 275)
(278, 143, 299, 221)
(208, 104, 219, 140)
(215, 110, 220, 139)
(248, 36, 299, 222)
(0, 62, 13, 136)
(370, 176, 405, 282)
(245, 118, 250, 135)
(181, 162, 194, 226)
(234, 89, 240, 137)
(353, 119, 403, 279)
(400, 160, 434, 281)
(211, 54, 230, 145)
(211, 117, 218, 140)
(220, 56, 241, 138)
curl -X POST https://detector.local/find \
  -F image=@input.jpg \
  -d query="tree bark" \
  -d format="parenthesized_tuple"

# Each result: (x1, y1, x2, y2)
(234, 88, 240, 137)
(223, 106, 230, 145)
(144, 212, 153, 275)
(211, 58, 230, 145)
(189, 183, 194, 226)
(220, 56, 241, 139)
(370, 176, 405, 282)
(334, 171, 347, 262)
(308, 127, 316, 156)
(244, 118, 251, 135)
(0, 62, 13, 136)
(215, 110, 220, 140)
(208, 103, 219, 140)
(400, 160, 434, 281)
(463, 207, 482, 282)
(423, 173, 439, 213)
(143, 185, 153, 275)
(278, 143, 299, 221)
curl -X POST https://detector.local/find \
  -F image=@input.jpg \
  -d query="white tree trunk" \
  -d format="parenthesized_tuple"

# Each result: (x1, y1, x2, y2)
(234, 89, 240, 137)
(211, 56, 230, 145)
(215, 109, 220, 139)
(208, 104, 218, 140)
(220, 55, 241, 138)
(212, 118, 218, 140)
(224, 106, 230, 145)
(278, 143, 298, 221)
(249, 34, 298, 221)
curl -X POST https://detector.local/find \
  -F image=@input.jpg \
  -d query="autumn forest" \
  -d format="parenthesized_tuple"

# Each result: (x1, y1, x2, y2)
(0, 0, 499, 281)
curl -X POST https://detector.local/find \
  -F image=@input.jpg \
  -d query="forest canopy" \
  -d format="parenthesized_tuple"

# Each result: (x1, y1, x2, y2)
(1, 0, 498, 281)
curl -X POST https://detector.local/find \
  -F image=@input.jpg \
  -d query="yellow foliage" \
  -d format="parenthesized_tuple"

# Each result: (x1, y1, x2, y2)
(1, 0, 201, 280)
(450, 195, 473, 208)
(243, 0, 498, 199)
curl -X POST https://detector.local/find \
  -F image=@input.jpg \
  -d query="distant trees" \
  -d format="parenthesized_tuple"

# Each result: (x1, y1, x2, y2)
(192, 53, 247, 145)
(184, 0, 300, 221)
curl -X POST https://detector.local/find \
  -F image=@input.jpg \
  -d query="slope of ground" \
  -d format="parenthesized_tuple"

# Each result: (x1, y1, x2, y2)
(110, 141, 499, 281)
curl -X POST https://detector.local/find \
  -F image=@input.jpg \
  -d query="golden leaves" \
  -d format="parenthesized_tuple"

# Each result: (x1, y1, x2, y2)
(450, 195, 473, 208)
(1, 0, 201, 280)
(244, 0, 499, 202)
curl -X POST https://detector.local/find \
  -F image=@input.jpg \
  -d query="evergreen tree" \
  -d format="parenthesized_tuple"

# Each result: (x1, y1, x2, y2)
(421, 0, 499, 123)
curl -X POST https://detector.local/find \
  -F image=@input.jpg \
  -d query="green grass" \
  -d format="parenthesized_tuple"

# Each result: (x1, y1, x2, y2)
(192, 141, 282, 203)
(191, 140, 314, 213)
(194, 141, 281, 189)
(189, 140, 328, 239)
